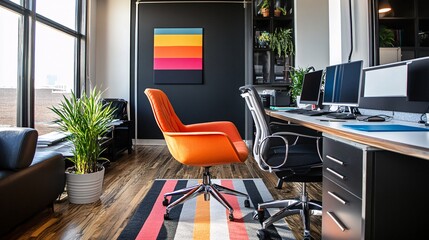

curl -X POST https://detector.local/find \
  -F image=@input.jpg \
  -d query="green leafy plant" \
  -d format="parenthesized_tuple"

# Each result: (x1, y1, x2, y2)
(275, 6, 287, 16)
(50, 88, 114, 174)
(258, 31, 270, 47)
(270, 28, 294, 57)
(289, 66, 315, 102)
(379, 26, 395, 47)
(258, 0, 271, 10)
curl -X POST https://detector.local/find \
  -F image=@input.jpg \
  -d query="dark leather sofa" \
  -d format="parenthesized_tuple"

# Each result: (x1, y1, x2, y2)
(0, 128, 65, 235)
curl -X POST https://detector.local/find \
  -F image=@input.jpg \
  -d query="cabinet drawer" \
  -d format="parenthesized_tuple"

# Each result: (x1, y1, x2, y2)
(322, 177, 362, 240)
(323, 137, 363, 197)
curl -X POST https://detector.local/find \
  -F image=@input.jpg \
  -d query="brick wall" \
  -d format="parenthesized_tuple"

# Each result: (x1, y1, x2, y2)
(0, 88, 70, 135)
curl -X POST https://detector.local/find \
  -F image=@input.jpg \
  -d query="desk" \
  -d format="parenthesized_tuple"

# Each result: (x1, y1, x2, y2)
(266, 110, 429, 239)
(36, 137, 113, 168)
(267, 110, 429, 160)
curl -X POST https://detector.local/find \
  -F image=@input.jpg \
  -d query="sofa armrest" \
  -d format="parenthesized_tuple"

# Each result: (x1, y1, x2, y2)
(0, 128, 38, 170)
(0, 151, 65, 235)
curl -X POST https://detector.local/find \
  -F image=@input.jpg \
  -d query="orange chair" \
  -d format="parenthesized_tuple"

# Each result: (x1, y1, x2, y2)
(144, 88, 250, 220)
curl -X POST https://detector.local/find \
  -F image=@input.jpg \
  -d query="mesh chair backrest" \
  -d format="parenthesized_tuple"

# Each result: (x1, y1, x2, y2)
(240, 85, 272, 167)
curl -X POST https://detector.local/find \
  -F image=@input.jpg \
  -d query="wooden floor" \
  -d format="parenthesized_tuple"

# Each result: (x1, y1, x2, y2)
(1, 145, 322, 240)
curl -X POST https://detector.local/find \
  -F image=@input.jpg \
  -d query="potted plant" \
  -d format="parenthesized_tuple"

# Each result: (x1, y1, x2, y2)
(289, 66, 315, 105)
(258, 0, 271, 17)
(270, 27, 294, 82)
(258, 31, 270, 48)
(379, 25, 401, 64)
(379, 25, 395, 47)
(50, 88, 114, 204)
(274, 6, 287, 17)
(274, 0, 287, 17)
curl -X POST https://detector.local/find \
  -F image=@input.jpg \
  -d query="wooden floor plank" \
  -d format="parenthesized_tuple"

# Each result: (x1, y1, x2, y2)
(1, 145, 322, 240)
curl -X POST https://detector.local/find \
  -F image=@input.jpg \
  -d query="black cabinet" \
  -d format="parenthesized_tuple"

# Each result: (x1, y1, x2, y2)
(252, 0, 294, 86)
(102, 98, 133, 160)
(322, 177, 362, 240)
(322, 136, 374, 240)
(109, 120, 133, 160)
(322, 135, 429, 239)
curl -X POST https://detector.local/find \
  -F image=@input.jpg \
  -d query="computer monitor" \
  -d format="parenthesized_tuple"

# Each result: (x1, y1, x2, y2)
(323, 60, 363, 107)
(299, 69, 323, 105)
(407, 56, 429, 102)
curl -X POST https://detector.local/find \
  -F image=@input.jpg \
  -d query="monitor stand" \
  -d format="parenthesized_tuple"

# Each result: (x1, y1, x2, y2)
(325, 106, 359, 119)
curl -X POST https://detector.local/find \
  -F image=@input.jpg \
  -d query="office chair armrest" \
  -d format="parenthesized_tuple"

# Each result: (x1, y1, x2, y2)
(258, 135, 289, 172)
(270, 121, 293, 126)
(183, 121, 243, 142)
(272, 132, 323, 162)
(272, 131, 320, 139)
(163, 131, 244, 166)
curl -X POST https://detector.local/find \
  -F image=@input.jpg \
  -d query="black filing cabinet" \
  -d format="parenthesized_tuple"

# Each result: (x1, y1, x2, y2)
(322, 136, 375, 240)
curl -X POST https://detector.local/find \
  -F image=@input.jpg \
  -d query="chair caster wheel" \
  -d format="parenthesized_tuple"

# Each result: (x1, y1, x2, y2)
(244, 199, 250, 208)
(162, 198, 169, 206)
(228, 213, 234, 221)
(257, 229, 270, 240)
(164, 213, 170, 220)
(253, 209, 265, 224)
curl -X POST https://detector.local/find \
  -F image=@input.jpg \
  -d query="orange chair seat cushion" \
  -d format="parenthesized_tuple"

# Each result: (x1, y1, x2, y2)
(164, 131, 248, 166)
(145, 88, 249, 167)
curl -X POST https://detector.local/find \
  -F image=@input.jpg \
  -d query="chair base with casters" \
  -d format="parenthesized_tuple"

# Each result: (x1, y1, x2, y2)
(254, 182, 322, 240)
(162, 166, 251, 221)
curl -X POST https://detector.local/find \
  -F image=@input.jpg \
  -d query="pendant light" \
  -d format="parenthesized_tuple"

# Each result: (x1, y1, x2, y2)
(379, 0, 392, 13)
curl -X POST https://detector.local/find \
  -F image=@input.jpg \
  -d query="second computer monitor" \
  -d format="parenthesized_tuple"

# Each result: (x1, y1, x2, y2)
(299, 69, 324, 105)
(323, 60, 363, 107)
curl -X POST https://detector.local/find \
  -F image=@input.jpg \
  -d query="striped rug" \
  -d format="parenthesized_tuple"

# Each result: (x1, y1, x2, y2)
(118, 179, 295, 240)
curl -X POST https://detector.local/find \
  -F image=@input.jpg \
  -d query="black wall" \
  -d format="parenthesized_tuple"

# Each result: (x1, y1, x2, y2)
(135, 1, 246, 139)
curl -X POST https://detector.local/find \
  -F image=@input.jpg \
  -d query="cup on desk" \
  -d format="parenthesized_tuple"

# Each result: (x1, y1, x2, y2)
(426, 113, 429, 126)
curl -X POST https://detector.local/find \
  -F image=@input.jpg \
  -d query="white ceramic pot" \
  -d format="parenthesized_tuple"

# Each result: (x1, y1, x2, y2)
(296, 95, 307, 108)
(65, 166, 105, 204)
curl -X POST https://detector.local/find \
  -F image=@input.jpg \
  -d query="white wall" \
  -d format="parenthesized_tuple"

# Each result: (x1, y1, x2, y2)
(295, 0, 369, 70)
(87, 0, 97, 93)
(328, 0, 370, 67)
(294, 0, 330, 70)
(92, 0, 130, 100)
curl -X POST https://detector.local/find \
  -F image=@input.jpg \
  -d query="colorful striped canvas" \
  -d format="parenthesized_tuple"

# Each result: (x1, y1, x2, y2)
(153, 28, 203, 84)
(118, 179, 295, 240)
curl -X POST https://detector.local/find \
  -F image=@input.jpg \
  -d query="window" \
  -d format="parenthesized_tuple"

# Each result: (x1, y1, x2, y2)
(35, 23, 75, 134)
(0, 7, 21, 127)
(37, 0, 77, 30)
(8, 0, 22, 6)
(0, 0, 86, 133)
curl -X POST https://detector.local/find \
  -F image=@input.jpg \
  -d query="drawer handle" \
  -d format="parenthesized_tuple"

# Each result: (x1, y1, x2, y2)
(326, 155, 344, 166)
(328, 191, 347, 205)
(326, 167, 345, 180)
(327, 211, 348, 232)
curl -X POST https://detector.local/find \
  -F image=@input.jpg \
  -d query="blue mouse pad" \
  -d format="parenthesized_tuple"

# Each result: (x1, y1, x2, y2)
(342, 124, 429, 132)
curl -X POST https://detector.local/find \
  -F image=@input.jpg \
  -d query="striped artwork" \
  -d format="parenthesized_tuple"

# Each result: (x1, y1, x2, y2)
(153, 28, 203, 84)
(118, 179, 295, 240)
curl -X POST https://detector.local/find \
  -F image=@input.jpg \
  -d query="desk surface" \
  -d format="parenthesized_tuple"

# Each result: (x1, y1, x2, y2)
(266, 110, 429, 160)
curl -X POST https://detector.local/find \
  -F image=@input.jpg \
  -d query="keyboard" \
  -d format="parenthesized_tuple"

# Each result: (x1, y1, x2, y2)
(325, 112, 356, 119)
(285, 109, 310, 114)
(301, 110, 334, 116)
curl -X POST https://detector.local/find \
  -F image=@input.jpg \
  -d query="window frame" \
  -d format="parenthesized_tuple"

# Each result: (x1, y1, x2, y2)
(0, 0, 87, 128)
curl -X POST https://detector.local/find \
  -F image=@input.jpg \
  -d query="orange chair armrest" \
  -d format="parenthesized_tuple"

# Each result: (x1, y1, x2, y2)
(163, 132, 243, 166)
(184, 121, 243, 142)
